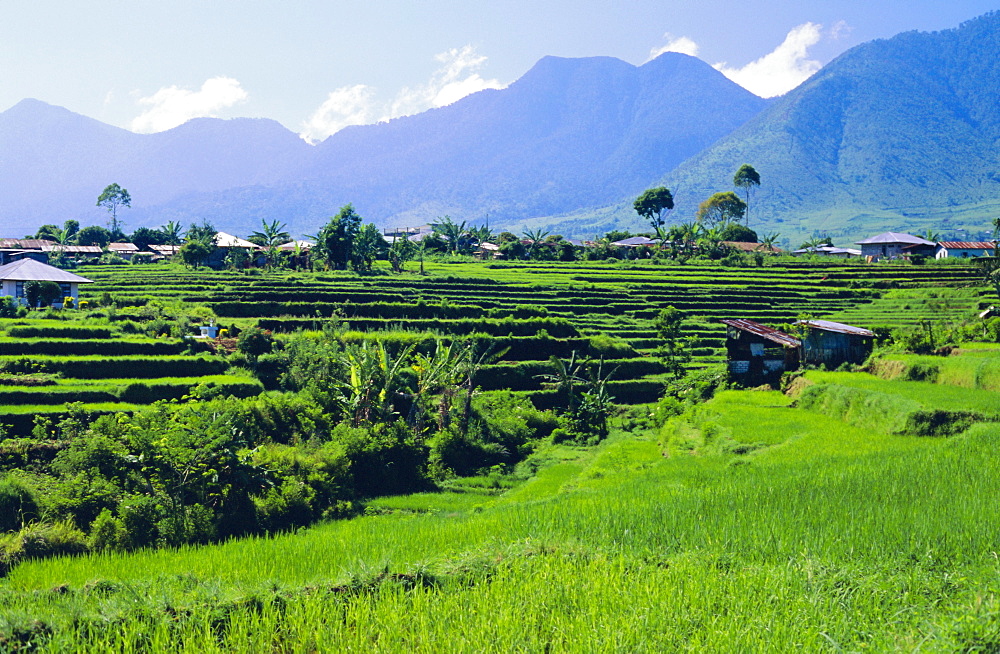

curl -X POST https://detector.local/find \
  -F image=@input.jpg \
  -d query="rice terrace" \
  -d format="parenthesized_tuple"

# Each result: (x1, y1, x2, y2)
(7, 3, 1000, 652)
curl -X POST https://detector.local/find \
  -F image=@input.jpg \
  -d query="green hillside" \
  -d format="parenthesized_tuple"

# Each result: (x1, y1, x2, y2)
(539, 11, 1000, 246)
(6, 346, 1000, 650)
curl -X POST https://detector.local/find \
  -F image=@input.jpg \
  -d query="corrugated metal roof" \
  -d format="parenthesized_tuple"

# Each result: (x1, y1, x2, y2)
(41, 245, 103, 253)
(0, 258, 93, 283)
(0, 239, 57, 250)
(612, 236, 657, 247)
(797, 320, 874, 337)
(938, 241, 995, 249)
(108, 242, 139, 251)
(722, 241, 782, 253)
(720, 319, 801, 348)
(855, 232, 935, 246)
(214, 232, 260, 248)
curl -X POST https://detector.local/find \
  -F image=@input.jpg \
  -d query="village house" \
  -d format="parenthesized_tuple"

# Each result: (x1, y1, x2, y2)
(0, 259, 93, 306)
(797, 320, 875, 368)
(791, 245, 861, 258)
(935, 241, 996, 259)
(855, 232, 935, 260)
(108, 242, 140, 260)
(721, 319, 801, 385)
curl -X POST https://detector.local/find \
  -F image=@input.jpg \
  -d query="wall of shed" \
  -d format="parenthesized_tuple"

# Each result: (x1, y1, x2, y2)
(803, 330, 872, 367)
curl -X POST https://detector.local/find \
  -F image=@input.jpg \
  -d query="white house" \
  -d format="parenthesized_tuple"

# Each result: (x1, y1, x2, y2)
(0, 259, 93, 305)
(935, 241, 996, 259)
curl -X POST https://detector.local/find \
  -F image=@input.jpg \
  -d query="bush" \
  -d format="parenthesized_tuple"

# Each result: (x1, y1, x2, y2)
(87, 508, 127, 551)
(0, 519, 88, 567)
(0, 296, 17, 318)
(119, 495, 161, 549)
(237, 326, 274, 360)
(24, 280, 62, 308)
(0, 476, 39, 533)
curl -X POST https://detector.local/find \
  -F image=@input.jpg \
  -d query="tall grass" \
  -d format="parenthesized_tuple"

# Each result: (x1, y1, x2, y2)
(5, 389, 1000, 650)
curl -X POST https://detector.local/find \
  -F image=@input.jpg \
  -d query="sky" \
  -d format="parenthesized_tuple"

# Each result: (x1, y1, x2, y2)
(2, 1, 997, 143)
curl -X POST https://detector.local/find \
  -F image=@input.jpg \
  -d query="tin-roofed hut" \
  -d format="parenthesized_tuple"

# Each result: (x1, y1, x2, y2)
(721, 319, 801, 385)
(797, 320, 874, 368)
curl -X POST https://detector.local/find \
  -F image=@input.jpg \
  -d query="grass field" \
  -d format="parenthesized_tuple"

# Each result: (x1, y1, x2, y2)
(4, 358, 1000, 651)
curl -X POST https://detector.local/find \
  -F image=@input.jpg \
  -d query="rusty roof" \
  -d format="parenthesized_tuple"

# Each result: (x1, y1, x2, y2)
(938, 241, 995, 249)
(797, 319, 874, 337)
(720, 319, 801, 348)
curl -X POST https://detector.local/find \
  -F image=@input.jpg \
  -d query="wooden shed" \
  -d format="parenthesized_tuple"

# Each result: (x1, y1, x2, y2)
(721, 319, 801, 385)
(797, 320, 874, 368)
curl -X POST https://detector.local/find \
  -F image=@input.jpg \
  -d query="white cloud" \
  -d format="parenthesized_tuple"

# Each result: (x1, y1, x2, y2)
(130, 77, 248, 133)
(301, 45, 505, 143)
(300, 85, 376, 144)
(714, 23, 823, 98)
(647, 34, 700, 61)
(829, 20, 852, 41)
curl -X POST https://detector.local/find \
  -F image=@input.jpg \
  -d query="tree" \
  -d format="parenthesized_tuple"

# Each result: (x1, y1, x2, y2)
(248, 219, 290, 248)
(718, 222, 758, 243)
(24, 280, 63, 308)
(77, 225, 113, 248)
(352, 223, 385, 272)
(655, 306, 690, 378)
(311, 205, 362, 270)
(432, 216, 468, 255)
(130, 227, 167, 250)
(633, 187, 674, 240)
(179, 240, 214, 268)
(522, 228, 551, 260)
(733, 164, 760, 226)
(62, 220, 80, 243)
(97, 183, 131, 238)
(388, 237, 417, 273)
(186, 221, 217, 245)
(159, 221, 184, 246)
(696, 192, 746, 228)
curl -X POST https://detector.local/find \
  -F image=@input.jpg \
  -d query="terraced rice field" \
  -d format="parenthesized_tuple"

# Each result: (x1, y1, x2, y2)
(68, 259, 986, 403)
(0, 320, 262, 434)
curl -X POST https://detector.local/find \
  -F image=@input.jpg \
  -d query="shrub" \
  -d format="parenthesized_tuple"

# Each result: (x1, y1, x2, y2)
(24, 280, 62, 308)
(0, 519, 88, 567)
(87, 508, 127, 551)
(119, 495, 161, 549)
(0, 476, 39, 533)
(0, 296, 17, 318)
(237, 326, 274, 360)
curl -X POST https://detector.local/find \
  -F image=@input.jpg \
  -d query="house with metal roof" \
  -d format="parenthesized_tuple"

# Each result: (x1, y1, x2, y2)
(721, 319, 801, 385)
(796, 320, 874, 368)
(0, 259, 93, 306)
(935, 241, 996, 259)
(855, 232, 935, 260)
(611, 236, 658, 247)
(791, 245, 861, 258)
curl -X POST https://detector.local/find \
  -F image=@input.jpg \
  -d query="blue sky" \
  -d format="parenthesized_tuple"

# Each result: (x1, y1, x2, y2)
(2, 1, 997, 141)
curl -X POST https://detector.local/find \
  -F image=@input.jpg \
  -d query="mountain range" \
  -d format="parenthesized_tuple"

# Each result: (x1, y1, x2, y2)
(0, 53, 766, 238)
(3, 11, 1000, 243)
(551, 11, 1000, 244)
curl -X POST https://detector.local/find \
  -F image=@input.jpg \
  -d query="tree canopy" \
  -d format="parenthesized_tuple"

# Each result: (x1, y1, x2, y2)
(97, 183, 131, 238)
(733, 164, 760, 225)
(696, 191, 746, 228)
(633, 187, 674, 239)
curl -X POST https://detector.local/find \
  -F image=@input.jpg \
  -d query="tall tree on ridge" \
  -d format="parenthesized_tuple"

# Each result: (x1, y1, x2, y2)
(733, 164, 760, 226)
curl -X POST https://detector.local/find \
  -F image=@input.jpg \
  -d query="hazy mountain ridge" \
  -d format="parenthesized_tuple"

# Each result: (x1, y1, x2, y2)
(0, 53, 767, 236)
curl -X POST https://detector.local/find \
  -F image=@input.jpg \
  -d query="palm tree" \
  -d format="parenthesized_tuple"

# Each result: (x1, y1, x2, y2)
(432, 216, 467, 255)
(249, 219, 290, 248)
(522, 228, 551, 259)
(159, 221, 184, 246)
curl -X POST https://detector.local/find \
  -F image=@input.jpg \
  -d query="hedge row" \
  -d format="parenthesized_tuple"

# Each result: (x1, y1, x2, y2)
(7, 356, 229, 380)
(6, 326, 113, 339)
(0, 339, 186, 357)
(259, 317, 579, 338)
